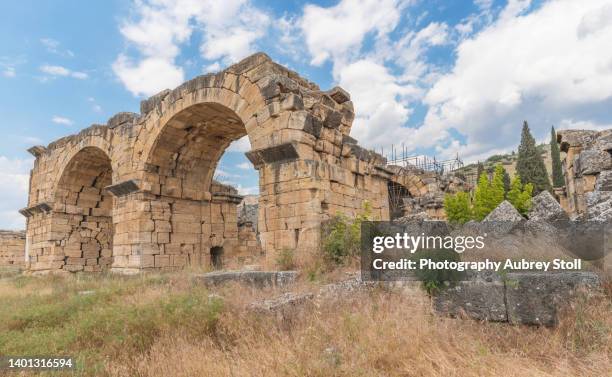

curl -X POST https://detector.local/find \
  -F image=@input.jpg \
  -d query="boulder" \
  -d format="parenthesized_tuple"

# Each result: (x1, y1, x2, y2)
(505, 272, 601, 326)
(528, 191, 569, 222)
(587, 198, 612, 223)
(484, 200, 524, 222)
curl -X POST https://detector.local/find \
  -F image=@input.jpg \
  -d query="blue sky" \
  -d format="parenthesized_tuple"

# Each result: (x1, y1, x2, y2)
(1, 0, 612, 229)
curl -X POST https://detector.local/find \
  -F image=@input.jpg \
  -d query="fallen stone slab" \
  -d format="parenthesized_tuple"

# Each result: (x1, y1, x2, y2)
(194, 270, 298, 288)
(433, 271, 601, 326)
(505, 271, 601, 326)
(248, 292, 315, 312)
(528, 190, 569, 223)
(433, 271, 507, 322)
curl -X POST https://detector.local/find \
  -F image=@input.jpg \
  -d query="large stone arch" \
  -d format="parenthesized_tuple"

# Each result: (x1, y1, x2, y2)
(24, 53, 394, 274)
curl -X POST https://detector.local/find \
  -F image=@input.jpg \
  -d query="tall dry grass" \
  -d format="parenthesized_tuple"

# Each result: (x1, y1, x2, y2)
(112, 282, 610, 377)
(0, 272, 609, 376)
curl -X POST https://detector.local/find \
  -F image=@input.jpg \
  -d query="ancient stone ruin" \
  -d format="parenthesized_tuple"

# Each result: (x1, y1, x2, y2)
(21, 53, 401, 274)
(555, 129, 612, 222)
(0, 230, 26, 268)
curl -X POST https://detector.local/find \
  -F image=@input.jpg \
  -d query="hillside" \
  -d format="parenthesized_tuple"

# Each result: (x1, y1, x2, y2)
(455, 143, 553, 184)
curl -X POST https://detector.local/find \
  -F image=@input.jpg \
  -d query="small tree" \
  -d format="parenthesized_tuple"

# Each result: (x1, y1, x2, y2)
(507, 175, 533, 215)
(473, 172, 492, 221)
(516, 121, 551, 193)
(550, 126, 564, 188)
(444, 191, 472, 224)
(490, 164, 506, 206)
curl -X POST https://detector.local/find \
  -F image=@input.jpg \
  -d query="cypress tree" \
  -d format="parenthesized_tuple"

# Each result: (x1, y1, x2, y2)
(550, 126, 564, 187)
(516, 121, 551, 194)
(502, 169, 511, 195)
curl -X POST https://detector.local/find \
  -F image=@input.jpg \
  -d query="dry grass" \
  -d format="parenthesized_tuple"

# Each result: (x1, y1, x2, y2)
(0, 272, 609, 376)
(117, 287, 611, 377)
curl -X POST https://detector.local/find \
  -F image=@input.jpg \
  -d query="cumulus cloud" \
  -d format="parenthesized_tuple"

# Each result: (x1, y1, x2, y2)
(300, 0, 408, 67)
(0, 157, 33, 230)
(40, 64, 88, 79)
(114, 0, 270, 97)
(236, 162, 252, 170)
(423, 0, 612, 160)
(52, 116, 74, 126)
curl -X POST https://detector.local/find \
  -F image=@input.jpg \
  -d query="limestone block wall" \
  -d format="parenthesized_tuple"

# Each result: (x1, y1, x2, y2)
(557, 129, 612, 219)
(22, 52, 391, 273)
(0, 231, 25, 267)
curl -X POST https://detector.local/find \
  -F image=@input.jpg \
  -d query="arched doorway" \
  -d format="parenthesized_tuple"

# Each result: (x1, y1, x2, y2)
(54, 147, 114, 272)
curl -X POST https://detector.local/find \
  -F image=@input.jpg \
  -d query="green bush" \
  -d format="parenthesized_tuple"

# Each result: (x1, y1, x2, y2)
(444, 191, 472, 224)
(322, 202, 372, 266)
(507, 174, 533, 215)
(275, 248, 296, 270)
(410, 248, 464, 295)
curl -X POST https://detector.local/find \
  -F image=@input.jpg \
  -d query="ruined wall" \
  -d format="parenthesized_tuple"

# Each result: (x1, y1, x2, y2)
(0, 231, 25, 267)
(387, 165, 468, 220)
(23, 53, 390, 274)
(556, 129, 612, 221)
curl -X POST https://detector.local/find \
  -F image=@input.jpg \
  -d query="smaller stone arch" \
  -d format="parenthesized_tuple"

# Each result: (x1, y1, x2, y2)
(50, 146, 115, 272)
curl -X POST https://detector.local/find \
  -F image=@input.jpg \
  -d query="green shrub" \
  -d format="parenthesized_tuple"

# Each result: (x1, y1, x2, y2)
(275, 248, 296, 270)
(444, 191, 473, 224)
(507, 174, 533, 215)
(322, 202, 372, 266)
(410, 248, 464, 295)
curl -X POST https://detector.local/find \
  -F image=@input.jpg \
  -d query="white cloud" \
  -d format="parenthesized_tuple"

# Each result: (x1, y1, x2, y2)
(300, 0, 408, 67)
(2, 67, 15, 77)
(87, 97, 102, 113)
(113, 55, 184, 97)
(236, 162, 252, 170)
(0, 156, 33, 230)
(40, 37, 74, 57)
(203, 62, 221, 73)
(52, 116, 73, 126)
(227, 136, 251, 152)
(114, 0, 270, 97)
(40, 64, 88, 79)
(422, 0, 612, 160)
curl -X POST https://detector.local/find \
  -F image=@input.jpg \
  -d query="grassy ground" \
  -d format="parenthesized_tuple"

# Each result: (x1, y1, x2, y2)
(0, 271, 609, 376)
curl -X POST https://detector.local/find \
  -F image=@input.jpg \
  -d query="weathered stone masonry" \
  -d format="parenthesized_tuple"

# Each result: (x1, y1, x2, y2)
(22, 53, 391, 274)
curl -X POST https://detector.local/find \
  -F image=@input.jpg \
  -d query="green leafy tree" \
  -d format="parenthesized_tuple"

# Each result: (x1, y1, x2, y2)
(550, 126, 564, 188)
(472, 165, 507, 220)
(473, 173, 492, 220)
(507, 175, 533, 215)
(444, 191, 472, 224)
(516, 121, 551, 193)
(490, 165, 506, 206)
